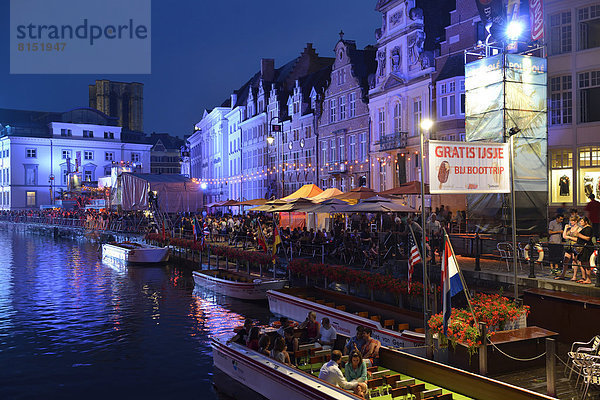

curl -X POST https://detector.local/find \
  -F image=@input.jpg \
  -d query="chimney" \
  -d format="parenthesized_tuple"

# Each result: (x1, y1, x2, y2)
(231, 93, 237, 107)
(261, 58, 275, 81)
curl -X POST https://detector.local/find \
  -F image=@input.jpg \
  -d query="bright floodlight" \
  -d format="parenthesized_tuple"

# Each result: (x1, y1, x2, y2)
(266, 135, 275, 145)
(506, 20, 523, 41)
(420, 119, 433, 131)
(200, 183, 208, 190)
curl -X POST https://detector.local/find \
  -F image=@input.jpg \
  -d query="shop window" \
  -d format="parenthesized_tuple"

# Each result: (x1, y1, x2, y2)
(550, 149, 573, 204)
(551, 149, 573, 168)
(550, 76, 573, 125)
(579, 147, 600, 203)
(578, 5, 600, 50)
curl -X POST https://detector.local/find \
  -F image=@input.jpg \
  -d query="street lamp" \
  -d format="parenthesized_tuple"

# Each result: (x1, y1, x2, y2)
(419, 117, 432, 358)
(267, 116, 281, 198)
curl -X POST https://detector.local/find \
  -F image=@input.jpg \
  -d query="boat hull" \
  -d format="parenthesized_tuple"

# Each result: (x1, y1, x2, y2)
(102, 243, 170, 264)
(211, 338, 356, 400)
(267, 289, 425, 351)
(193, 271, 287, 300)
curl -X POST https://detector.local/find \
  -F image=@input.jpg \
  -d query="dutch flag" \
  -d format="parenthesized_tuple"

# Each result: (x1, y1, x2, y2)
(441, 235, 464, 335)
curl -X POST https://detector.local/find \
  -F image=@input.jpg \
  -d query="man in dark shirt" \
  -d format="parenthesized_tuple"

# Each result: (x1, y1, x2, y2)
(585, 194, 600, 241)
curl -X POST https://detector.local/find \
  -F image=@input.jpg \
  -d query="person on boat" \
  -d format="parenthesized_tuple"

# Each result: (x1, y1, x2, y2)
(246, 327, 260, 351)
(361, 328, 381, 366)
(276, 316, 291, 336)
(318, 317, 337, 349)
(318, 350, 367, 398)
(344, 350, 368, 384)
(344, 326, 365, 355)
(270, 336, 292, 366)
(227, 319, 253, 345)
(257, 335, 271, 356)
(298, 311, 320, 343)
(283, 327, 299, 362)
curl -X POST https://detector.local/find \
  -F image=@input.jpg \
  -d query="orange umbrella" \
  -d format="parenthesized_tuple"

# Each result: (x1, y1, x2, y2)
(334, 186, 378, 200)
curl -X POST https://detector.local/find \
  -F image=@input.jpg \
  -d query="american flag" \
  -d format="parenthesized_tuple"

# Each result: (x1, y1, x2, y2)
(408, 234, 422, 293)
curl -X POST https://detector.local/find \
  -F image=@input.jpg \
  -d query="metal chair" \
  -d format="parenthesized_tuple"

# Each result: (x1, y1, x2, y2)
(497, 242, 523, 271)
(566, 335, 600, 379)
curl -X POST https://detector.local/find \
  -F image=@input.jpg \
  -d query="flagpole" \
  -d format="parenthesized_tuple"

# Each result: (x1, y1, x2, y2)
(443, 228, 478, 326)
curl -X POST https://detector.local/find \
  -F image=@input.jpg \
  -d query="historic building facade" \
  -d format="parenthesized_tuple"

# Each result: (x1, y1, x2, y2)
(368, 0, 435, 194)
(0, 108, 151, 209)
(546, 0, 600, 208)
(147, 133, 184, 175)
(89, 80, 144, 132)
(317, 35, 376, 191)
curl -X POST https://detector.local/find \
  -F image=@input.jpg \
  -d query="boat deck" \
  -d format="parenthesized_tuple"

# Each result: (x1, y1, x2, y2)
(199, 269, 283, 283)
(281, 287, 423, 334)
(296, 356, 471, 400)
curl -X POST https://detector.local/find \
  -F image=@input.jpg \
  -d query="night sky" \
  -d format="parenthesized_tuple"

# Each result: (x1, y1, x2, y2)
(0, 0, 381, 137)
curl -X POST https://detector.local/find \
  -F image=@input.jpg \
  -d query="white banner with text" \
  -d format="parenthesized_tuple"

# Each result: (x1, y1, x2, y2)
(428, 140, 510, 194)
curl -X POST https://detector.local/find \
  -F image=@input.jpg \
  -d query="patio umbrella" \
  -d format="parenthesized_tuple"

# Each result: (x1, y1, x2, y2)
(237, 198, 268, 206)
(310, 188, 344, 202)
(206, 201, 226, 208)
(343, 196, 418, 213)
(379, 181, 430, 196)
(248, 199, 287, 212)
(281, 184, 323, 200)
(220, 199, 239, 207)
(303, 198, 349, 213)
(334, 186, 378, 201)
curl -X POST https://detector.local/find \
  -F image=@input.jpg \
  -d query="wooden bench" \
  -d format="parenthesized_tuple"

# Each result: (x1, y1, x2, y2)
(422, 388, 442, 398)
(358, 311, 369, 318)
(395, 378, 415, 388)
(325, 302, 335, 308)
(336, 305, 346, 311)
(391, 386, 409, 398)
(398, 323, 409, 331)
(298, 343, 315, 351)
(315, 299, 326, 305)
(371, 315, 381, 322)
(415, 328, 425, 334)
(383, 319, 395, 329)
(408, 383, 426, 399)
(314, 349, 330, 358)
(367, 378, 384, 397)
(371, 369, 391, 379)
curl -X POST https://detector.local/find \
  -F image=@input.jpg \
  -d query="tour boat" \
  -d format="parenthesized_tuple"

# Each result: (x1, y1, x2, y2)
(211, 336, 556, 400)
(101, 242, 170, 264)
(192, 269, 287, 300)
(267, 287, 426, 353)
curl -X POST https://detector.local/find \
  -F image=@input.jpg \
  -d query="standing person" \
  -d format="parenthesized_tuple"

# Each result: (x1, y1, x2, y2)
(318, 350, 367, 398)
(585, 194, 600, 242)
(575, 217, 594, 284)
(557, 215, 582, 281)
(548, 214, 564, 275)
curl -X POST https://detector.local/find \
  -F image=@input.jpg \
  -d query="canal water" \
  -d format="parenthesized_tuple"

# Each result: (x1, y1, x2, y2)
(0, 225, 273, 399)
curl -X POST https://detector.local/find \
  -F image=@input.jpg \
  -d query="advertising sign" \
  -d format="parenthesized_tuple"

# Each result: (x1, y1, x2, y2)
(428, 140, 510, 194)
(529, 0, 544, 41)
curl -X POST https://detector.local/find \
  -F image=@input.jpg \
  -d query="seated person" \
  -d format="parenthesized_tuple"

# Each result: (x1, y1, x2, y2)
(361, 328, 381, 365)
(246, 327, 260, 351)
(344, 350, 368, 383)
(270, 336, 292, 366)
(298, 311, 320, 343)
(227, 319, 253, 345)
(318, 317, 337, 349)
(257, 335, 271, 356)
(344, 325, 365, 355)
(276, 316, 292, 336)
(283, 327, 299, 363)
(318, 350, 367, 398)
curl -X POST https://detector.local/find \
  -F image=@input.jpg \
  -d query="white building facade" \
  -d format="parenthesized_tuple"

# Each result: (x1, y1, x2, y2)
(0, 108, 151, 209)
(369, 0, 434, 193)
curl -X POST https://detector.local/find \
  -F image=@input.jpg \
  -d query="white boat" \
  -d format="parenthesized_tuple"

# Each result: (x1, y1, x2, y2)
(193, 269, 287, 300)
(211, 338, 357, 400)
(101, 242, 170, 264)
(267, 288, 425, 352)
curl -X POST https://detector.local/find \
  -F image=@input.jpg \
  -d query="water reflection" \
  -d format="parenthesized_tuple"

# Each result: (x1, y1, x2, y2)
(0, 225, 271, 399)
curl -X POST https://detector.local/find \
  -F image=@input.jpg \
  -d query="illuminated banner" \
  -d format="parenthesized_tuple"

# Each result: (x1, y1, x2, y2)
(529, 0, 544, 41)
(474, 0, 506, 40)
(428, 140, 510, 194)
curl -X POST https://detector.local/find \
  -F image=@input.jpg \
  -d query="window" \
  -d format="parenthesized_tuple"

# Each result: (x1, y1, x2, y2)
(258, 100, 264, 113)
(62, 150, 71, 159)
(26, 191, 36, 207)
(330, 139, 336, 162)
(84, 151, 94, 160)
(305, 149, 313, 166)
(551, 149, 573, 168)
(449, 81, 456, 92)
(413, 98, 422, 136)
(293, 99, 299, 114)
(578, 5, 600, 50)
(304, 126, 312, 138)
(338, 137, 345, 161)
(105, 152, 114, 161)
(26, 149, 36, 158)
(550, 75, 573, 124)
(551, 11, 572, 54)
(393, 102, 402, 132)
(349, 135, 356, 161)
(359, 132, 367, 161)
(349, 92, 356, 117)
(329, 99, 336, 123)
(61, 129, 72, 137)
(321, 141, 328, 164)
(25, 165, 37, 185)
(378, 108, 386, 138)
(83, 130, 94, 138)
(440, 84, 447, 95)
(84, 170, 93, 182)
(339, 96, 346, 120)
(450, 94, 456, 115)
(104, 131, 114, 139)
(460, 93, 466, 114)
(337, 69, 346, 85)
(579, 146, 600, 167)
(440, 97, 448, 117)
(578, 71, 600, 122)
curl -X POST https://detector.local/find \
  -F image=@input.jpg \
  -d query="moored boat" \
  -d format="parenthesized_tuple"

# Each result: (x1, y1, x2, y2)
(193, 269, 287, 300)
(212, 336, 557, 400)
(267, 287, 425, 352)
(101, 242, 170, 264)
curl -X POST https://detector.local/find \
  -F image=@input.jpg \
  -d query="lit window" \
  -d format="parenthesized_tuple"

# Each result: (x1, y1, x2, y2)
(26, 191, 36, 207)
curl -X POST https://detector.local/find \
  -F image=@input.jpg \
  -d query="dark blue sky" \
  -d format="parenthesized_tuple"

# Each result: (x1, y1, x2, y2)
(1, 0, 380, 137)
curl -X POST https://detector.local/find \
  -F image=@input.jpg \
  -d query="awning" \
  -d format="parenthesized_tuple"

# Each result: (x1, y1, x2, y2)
(281, 184, 323, 200)
(334, 186, 378, 200)
(310, 188, 344, 202)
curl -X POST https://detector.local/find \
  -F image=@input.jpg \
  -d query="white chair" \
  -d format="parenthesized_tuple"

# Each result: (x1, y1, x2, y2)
(582, 360, 600, 399)
(497, 242, 523, 271)
(566, 336, 600, 380)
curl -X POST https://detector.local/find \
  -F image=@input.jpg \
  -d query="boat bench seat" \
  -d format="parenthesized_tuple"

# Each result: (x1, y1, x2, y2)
(371, 315, 381, 322)
(422, 388, 442, 398)
(298, 343, 316, 351)
(357, 311, 369, 318)
(391, 386, 409, 398)
(325, 302, 335, 308)
(397, 323, 409, 331)
(395, 378, 415, 388)
(371, 369, 391, 378)
(315, 299, 326, 305)
(314, 349, 330, 358)
(424, 394, 452, 400)
(383, 319, 395, 329)
(336, 305, 346, 311)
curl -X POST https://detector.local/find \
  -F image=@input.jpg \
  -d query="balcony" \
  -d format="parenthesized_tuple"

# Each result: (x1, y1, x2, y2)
(376, 131, 408, 152)
(326, 161, 347, 174)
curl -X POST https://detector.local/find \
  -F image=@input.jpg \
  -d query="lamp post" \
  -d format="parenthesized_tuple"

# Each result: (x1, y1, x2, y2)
(267, 116, 281, 198)
(420, 118, 433, 358)
(508, 127, 520, 300)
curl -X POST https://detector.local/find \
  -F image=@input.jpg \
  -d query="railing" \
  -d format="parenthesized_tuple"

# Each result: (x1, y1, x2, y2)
(376, 131, 408, 151)
(0, 214, 147, 233)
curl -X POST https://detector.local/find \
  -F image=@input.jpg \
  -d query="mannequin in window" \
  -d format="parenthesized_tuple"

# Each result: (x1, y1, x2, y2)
(559, 175, 570, 196)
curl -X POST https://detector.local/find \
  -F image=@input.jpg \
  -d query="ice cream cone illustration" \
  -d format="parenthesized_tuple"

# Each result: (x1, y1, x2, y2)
(437, 161, 450, 189)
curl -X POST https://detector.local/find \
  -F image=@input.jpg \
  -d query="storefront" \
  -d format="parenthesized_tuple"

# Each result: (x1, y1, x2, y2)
(549, 146, 600, 206)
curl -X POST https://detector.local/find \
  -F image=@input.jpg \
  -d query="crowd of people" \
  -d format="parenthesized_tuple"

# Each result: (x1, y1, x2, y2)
(227, 313, 381, 398)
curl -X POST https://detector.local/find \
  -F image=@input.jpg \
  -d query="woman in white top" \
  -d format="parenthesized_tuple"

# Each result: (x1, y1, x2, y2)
(318, 317, 337, 349)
